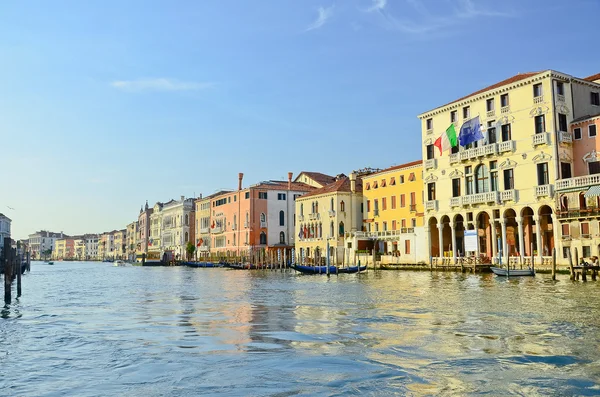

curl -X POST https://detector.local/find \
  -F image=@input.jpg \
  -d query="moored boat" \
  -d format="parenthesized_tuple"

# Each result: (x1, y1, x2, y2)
(290, 264, 367, 274)
(490, 267, 535, 277)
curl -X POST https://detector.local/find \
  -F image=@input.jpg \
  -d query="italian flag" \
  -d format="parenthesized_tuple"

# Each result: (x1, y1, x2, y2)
(434, 124, 458, 155)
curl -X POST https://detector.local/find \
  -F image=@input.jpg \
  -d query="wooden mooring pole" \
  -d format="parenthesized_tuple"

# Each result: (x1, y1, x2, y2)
(551, 247, 556, 281)
(4, 237, 12, 304)
(568, 248, 574, 280)
(16, 248, 22, 298)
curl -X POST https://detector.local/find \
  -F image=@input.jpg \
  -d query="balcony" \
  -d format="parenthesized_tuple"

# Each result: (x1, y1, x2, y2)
(425, 200, 438, 211)
(557, 207, 600, 219)
(486, 110, 495, 118)
(198, 246, 209, 252)
(500, 189, 517, 202)
(555, 174, 600, 191)
(534, 95, 544, 104)
(558, 131, 572, 144)
(199, 227, 209, 234)
(328, 210, 336, 217)
(557, 94, 565, 102)
(211, 226, 223, 234)
(535, 184, 553, 198)
(260, 221, 268, 228)
(309, 213, 320, 220)
(244, 221, 249, 228)
(349, 229, 416, 239)
(424, 158, 437, 170)
(459, 143, 497, 162)
(451, 191, 499, 207)
(501, 106, 510, 114)
(449, 153, 459, 165)
(532, 132, 550, 146)
(497, 140, 515, 154)
(450, 197, 461, 207)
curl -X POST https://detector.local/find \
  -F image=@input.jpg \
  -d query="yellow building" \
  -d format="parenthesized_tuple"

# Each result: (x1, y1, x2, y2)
(113, 229, 126, 260)
(53, 239, 66, 260)
(148, 202, 163, 260)
(295, 172, 363, 265)
(419, 70, 598, 267)
(348, 160, 426, 264)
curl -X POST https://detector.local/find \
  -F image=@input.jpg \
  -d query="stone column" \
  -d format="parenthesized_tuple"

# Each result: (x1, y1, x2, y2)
(551, 213, 559, 263)
(424, 226, 432, 259)
(500, 218, 508, 265)
(437, 223, 444, 258)
(516, 216, 525, 258)
(534, 216, 542, 260)
(491, 219, 497, 259)
(450, 222, 457, 263)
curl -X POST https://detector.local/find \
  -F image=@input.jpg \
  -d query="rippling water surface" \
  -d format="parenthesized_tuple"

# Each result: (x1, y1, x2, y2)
(1, 262, 600, 396)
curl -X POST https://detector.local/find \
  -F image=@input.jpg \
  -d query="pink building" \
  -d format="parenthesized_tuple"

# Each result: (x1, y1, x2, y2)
(571, 114, 600, 176)
(209, 173, 315, 256)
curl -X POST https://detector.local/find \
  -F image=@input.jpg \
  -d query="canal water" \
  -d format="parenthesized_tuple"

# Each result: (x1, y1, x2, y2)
(1, 262, 599, 396)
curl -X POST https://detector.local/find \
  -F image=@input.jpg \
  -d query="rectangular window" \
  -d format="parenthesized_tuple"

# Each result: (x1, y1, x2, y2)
(574, 127, 582, 140)
(426, 118, 433, 130)
(392, 220, 396, 230)
(383, 222, 387, 231)
(245, 192, 250, 199)
(533, 83, 543, 97)
(591, 92, 600, 106)
(410, 192, 416, 206)
(399, 175, 405, 184)
(401, 219, 406, 228)
(487, 121, 497, 144)
(259, 192, 268, 199)
(277, 193, 286, 200)
(556, 81, 564, 95)
(463, 106, 470, 119)
(405, 240, 411, 254)
(400, 194, 405, 207)
(452, 178, 461, 197)
(535, 115, 546, 134)
(583, 246, 591, 257)
(486, 98, 494, 112)
(450, 111, 457, 123)
(561, 224, 570, 237)
(503, 169, 514, 190)
(561, 162, 572, 179)
(411, 218, 416, 228)
(537, 163, 549, 185)
(490, 161, 498, 192)
(589, 124, 597, 137)
(501, 124, 511, 141)
(582, 222, 590, 237)
(391, 196, 396, 209)
(375, 223, 379, 232)
(558, 114, 567, 132)
(367, 200, 371, 212)
(427, 182, 436, 201)
(563, 247, 570, 259)
(589, 161, 600, 175)
(500, 94, 509, 108)
(382, 197, 387, 210)
(426, 144, 435, 160)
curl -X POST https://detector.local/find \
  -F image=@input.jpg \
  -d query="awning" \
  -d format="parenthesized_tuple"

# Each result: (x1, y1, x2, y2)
(584, 185, 600, 198)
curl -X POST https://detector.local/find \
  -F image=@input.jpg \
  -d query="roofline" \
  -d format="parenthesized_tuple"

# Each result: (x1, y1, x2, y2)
(571, 113, 600, 125)
(362, 160, 422, 178)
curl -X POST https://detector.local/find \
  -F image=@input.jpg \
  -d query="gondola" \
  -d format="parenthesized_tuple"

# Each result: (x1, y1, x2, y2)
(490, 266, 535, 277)
(290, 264, 367, 274)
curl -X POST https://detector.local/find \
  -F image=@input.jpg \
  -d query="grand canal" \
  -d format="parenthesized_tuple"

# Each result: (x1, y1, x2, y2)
(1, 262, 599, 396)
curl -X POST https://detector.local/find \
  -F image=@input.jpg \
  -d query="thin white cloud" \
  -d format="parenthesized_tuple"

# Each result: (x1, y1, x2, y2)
(305, 5, 335, 31)
(366, 0, 387, 12)
(110, 78, 215, 92)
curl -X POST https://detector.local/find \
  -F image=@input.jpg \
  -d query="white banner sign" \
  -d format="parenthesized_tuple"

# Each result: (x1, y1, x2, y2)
(464, 230, 478, 253)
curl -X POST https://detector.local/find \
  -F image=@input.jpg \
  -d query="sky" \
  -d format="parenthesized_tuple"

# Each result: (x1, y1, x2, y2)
(1, 0, 599, 239)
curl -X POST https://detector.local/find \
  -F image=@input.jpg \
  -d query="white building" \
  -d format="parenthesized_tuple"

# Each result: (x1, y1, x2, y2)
(28, 230, 64, 260)
(0, 213, 11, 253)
(161, 196, 195, 260)
(84, 234, 99, 260)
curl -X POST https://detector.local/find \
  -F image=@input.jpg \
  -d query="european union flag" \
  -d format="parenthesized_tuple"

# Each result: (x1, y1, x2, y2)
(459, 116, 484, 147)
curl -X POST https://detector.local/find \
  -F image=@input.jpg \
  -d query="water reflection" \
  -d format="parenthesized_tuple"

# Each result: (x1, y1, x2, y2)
(1, 262, 600, 396)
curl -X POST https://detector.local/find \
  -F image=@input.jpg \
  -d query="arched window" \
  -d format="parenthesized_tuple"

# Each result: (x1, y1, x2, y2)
(279, 210, 285, 226)
(311, 202, 315, 213)
(260, 232, 267, 245)
(315, 202, 319, 213)
(580, 192, 587, 210)
(560, 195, 568, 212)
(260, 213, 266, 223)
(339, 221, 345, 236)
(233, 234, 236, 246)
(475, 164, 489, 193)
(330, 198, 334, 211)
(318, 223, 322, 238)
(300, 203, 304, 216)
(340, 201, 345, 212)
(233, 215, 237, 228)
(185, 214, 189, 226)
(330, 221, 334, 237)
(280, 231, 285, 244)
(246, 212, 249, 223)
(185, 232, 188, 242)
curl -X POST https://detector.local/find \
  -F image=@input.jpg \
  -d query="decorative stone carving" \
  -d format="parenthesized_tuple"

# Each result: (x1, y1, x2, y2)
(532, 152, 552, 164)
(424, 173, 438, 182)
(448, 169, 464, 178)
(499, 158, 517, 169)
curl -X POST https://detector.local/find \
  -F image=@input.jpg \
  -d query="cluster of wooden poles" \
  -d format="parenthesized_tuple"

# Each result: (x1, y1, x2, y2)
(1, 237, 30, 304)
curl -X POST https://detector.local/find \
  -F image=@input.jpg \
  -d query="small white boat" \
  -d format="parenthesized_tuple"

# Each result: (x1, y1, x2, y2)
(113, 260, 127, 266)
(491, 267, 535, 277)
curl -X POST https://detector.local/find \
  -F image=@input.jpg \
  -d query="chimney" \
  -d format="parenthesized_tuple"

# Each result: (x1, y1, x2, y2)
(198, 193, 202, 199)
(181, 195, 185, 202)
(350, 172, 356, 193)
(288, 172, 293, 190)
(238, 173, 244, 191)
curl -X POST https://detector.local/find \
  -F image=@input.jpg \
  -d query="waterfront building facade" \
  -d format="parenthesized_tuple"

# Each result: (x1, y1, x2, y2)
(28, 230, 64, 259)
(160, 197, 195, 261)
(73, 236, 86, 260)
(195, 192, 230, 259)
(53, 238, 75, 259)
(84, 234, 99, 260)
(136, 201, 153, 261)
(296, 173, 363, 265)
(148, 203, 163, 260)
(113, 229, 126, 260)
(347, 161, 428, 264)
(126, 221, 138, 262)
(209, 173, 314, 257)
(419, 70, 597, 266)
(555, 105, 600, 260)
(0, 213, 10, 253)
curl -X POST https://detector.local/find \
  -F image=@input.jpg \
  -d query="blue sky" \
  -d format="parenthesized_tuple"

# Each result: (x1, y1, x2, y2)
(2, 0, 599, 239)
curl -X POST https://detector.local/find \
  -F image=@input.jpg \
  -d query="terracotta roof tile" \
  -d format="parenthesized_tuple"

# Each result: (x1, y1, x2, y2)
(364, 160, 422, 177)
(299, 176, 363, 199)
(295, 171, 336, 187)
(584, 73, 600, 82)
(252, 181, 315, 192)
(436, 72, 541, 110)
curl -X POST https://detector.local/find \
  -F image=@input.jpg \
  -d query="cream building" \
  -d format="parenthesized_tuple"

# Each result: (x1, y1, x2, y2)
(126, 221, 138, 262)
(160, 196, 194, 261)
(148, 202, 164, 260)
(195, 192, 230, 259)
(295, 173, 363, 265)
(419, 69, 598, 267)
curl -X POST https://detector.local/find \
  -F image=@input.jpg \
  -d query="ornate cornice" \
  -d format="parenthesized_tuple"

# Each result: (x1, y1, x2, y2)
(583, 151, 599, 163)
(499, 159, 518, 169)
(529, 106, 550, 117)
(424, 173, 438, 182)
(532, 152, 552, 164)
(448, 169, 464, 178)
